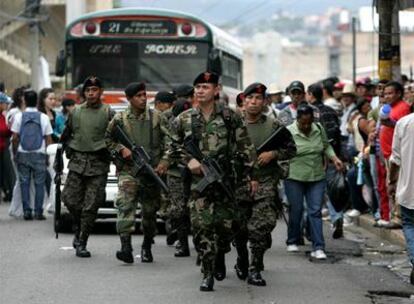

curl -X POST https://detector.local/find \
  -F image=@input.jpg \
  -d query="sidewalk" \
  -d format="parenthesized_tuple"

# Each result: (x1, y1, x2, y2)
(353, 214, 406, 248)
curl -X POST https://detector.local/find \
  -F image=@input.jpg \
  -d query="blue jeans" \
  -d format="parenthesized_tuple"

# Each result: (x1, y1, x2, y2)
(401, 206, 414, 265)
(16, 152, 47, 215)
(285, 179, 326, 251)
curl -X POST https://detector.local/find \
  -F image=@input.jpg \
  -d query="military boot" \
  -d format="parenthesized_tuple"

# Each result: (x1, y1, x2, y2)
(200, 260, 214, 292)
(72, 219, 81, 249)
(76, 232, 91, 258)
(247, 250, 266, 286)
(213, 250, 226, 281)
(174, 228, 190, 257)
(116, 234, 134, 264)
(234, 244, 249, 280)
(141, 236, 153, 263)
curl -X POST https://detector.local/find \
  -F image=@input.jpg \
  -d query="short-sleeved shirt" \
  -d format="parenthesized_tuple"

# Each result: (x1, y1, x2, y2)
(287, 122, 336, 182)
(379, 100, 411, 159)
(390, 113, 414, 209)
(11, 107, 53, 154)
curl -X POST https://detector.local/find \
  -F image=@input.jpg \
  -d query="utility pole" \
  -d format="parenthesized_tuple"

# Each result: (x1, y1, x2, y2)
(26, 0, 41, 90)
(391, 1, 401, 81)
(352, 17, 357, 86)
(377, 0, 394, 81)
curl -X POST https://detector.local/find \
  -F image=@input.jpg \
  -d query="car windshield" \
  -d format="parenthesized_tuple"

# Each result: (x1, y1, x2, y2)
(69, 40, 209, 91)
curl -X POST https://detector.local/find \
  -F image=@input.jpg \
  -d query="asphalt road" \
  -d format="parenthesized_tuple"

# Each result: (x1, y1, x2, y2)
(0, 203, 413, 304)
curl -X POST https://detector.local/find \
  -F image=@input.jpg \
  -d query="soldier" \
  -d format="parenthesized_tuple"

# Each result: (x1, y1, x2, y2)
(154, 91, 175, 113)
(234, 83, 296, 286)
(164, 72, 258, 292)
(61, 76, 114, 258)
(173, 84, 194, 105)
(160, 97, 192, 257)
(152, 90, 176, 244)
(105, 82, 168, 264)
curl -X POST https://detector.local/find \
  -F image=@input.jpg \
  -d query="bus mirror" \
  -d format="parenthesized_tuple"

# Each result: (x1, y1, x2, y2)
(208, 48, 222, 76)
(55, 49, 65, 77)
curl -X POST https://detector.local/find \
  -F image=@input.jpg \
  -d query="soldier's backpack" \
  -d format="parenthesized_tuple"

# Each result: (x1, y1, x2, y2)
(19, 112, 43, 151)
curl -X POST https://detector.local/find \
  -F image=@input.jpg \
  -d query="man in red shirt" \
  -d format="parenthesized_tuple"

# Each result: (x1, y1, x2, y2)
(379, 81, 411, 227)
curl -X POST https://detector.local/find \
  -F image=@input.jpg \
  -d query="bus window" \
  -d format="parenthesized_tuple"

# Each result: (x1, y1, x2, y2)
(69, 40, 208, 91)
(221, 53, 241, 90)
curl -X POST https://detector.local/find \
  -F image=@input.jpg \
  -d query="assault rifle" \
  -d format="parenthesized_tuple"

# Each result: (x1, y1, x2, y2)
(113, 124, 169, 194)
(53, 123, 73, 239)
(54, 143, 64, 239)
(183, 136, 234, 201)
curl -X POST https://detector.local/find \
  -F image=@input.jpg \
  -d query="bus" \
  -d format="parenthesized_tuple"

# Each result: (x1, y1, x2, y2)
(56, 7, 243, 104)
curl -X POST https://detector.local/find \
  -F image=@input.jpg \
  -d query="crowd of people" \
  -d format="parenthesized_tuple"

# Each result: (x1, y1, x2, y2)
(0, 72, 413, 291)
(264, 77, 413, 229)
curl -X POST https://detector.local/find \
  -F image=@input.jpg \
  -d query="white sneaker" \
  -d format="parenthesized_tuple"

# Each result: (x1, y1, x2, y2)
(287, 245, 299, 252)
(346, 209, 361, 218)
(376, 219, 390, 227)
(343, 216, 354, 227)
(311, 250, 327, 260)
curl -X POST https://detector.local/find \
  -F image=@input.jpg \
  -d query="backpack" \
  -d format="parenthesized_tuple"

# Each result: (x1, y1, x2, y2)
(20, 112, 43, 151)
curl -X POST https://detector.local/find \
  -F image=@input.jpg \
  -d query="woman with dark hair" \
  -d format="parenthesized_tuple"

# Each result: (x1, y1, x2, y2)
(38, 88, 58, 143)
(285, 104, 343, 259)
(345, 98, 377, 219)
(6, 86, 27, 127)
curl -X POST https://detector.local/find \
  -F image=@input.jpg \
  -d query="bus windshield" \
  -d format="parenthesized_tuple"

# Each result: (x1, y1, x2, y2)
(69, 40, 209, 91)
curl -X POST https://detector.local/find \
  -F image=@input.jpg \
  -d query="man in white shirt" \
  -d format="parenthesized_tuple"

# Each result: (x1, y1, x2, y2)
(11, 90, 53, 220)
(389, 113, 414, 284)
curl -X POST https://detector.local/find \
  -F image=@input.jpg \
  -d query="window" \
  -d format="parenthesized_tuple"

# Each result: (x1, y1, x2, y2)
(221, 52, 241, 89)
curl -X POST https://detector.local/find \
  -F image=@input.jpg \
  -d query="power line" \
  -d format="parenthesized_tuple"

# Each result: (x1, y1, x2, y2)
(223, 0, 269, 26)
(198, 0, 223, 17)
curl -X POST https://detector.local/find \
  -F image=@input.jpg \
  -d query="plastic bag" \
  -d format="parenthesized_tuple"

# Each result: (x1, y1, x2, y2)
(327, 171, 349, 212)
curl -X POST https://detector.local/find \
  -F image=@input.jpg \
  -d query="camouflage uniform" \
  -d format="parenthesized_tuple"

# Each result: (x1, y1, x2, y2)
(61, 102, 113, 254)
(105, 106, 166, 246)
(234, 114, 296, 275)
(160, 108, 191, 252)
(164, 102, 257, 276)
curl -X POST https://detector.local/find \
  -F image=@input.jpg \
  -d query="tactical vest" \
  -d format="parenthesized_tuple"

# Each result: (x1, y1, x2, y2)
(246, 116, 278, 178)
(69, 103, 110, 152)
(122, 108, 161, 166)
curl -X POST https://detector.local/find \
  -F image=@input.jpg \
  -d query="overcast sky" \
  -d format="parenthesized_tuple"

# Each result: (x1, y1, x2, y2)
(119, 0, 372, 25)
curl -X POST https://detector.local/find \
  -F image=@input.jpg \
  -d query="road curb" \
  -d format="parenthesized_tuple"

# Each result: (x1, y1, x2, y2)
(353, 215, 406, 247)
